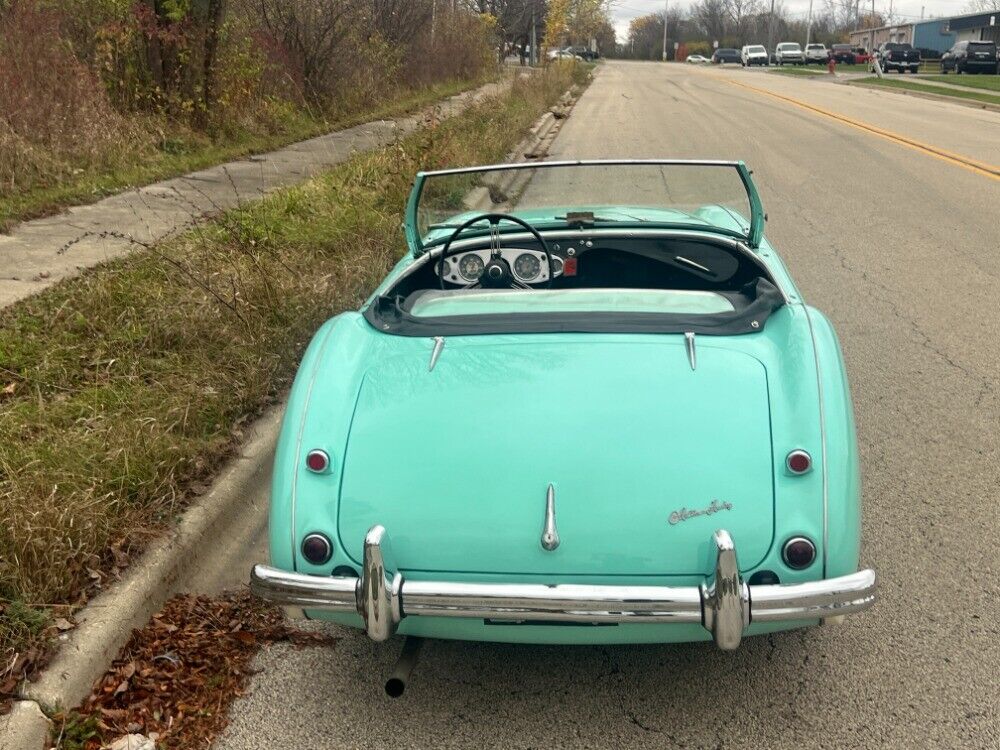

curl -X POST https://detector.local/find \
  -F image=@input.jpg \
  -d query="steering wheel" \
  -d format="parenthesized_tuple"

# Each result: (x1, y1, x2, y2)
(437, 213, 553, 290)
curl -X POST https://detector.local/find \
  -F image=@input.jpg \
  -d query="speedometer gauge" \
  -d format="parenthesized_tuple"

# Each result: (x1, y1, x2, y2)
(458, 254, 484, 281)
(513, 253, 541, 282)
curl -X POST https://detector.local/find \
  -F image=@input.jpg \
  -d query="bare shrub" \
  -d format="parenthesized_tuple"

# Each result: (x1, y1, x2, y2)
(0, 1, 148, 195)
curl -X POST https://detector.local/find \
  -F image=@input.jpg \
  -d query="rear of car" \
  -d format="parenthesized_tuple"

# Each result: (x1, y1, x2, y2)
(805, 44, 829, 64)
(948, 41, 999, 74)
(831, 44, 855, 64)
(878, 42, 920, 73)
(775, 42, 804, 65)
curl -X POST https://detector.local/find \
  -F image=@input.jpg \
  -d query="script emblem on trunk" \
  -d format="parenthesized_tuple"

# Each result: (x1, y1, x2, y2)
(669, 499, 733, 525)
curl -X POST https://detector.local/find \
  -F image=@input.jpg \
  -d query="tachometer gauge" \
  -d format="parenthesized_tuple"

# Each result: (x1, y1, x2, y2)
(458, 254, 484, 281)
(513, 253, 541, 282)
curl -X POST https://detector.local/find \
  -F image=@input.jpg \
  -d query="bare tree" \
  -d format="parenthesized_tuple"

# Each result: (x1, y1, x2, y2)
(691, 0, 728, 43)
(725, 0, 762, 45)
(257, 0, 360, 103)
(370, 0, 433, 45)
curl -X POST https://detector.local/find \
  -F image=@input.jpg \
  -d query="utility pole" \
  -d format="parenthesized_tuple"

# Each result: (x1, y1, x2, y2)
(920, 5, 924, 18)
(530, 7, 537, 66)
(805, 0, 814, 48)
(662, 0, 669, 60)
(766, 0, 776, 61)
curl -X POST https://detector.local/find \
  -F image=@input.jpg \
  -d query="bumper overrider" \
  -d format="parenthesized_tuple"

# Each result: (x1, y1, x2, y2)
(250, 527, 876, 650)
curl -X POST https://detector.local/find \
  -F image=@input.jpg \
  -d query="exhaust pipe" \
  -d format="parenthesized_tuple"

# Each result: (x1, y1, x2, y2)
(384, 637, 423, 698)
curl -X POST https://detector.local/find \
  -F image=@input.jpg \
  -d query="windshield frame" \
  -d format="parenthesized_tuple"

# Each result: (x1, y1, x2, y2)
(405, 159, 765, 254)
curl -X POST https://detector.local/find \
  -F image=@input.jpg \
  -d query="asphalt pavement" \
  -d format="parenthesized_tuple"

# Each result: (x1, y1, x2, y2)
(213, 61, 1000, 750)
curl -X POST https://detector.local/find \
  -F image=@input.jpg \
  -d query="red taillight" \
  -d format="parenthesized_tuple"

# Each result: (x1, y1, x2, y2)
(786, 449, 812, 474)
(301, 533, 333, 565)
(306, 449, 329, 473)
(782, 537, 817, 569)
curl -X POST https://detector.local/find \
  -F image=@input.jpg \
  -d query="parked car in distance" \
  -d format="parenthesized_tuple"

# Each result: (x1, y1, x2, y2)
(741, 44, 769, 66)
(711, 48, 742, 64)
(830, 44, 855, 64)
(775, 42, 805, 65)
(873, 42, 920, 73)
(567, 45, 601, 61)
(805, 43, 830, 64)
(686, 54, 710, 63)
(940, 40, 999, 75)
(852, 47, 871, 64)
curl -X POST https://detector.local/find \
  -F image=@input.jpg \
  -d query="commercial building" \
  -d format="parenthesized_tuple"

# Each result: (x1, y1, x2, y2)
(849, 18, 956, 54)
(947, 11, 1000, 44)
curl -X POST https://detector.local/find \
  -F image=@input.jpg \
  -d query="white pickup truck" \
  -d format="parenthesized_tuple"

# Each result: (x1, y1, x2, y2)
(805, 43, 830, 64)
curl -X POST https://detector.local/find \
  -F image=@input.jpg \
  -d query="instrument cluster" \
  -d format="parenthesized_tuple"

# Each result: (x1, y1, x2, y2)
(437, 249, 564, 286)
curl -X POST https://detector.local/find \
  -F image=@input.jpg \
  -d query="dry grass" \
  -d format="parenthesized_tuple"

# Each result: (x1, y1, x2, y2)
(0, 62, 589, 692)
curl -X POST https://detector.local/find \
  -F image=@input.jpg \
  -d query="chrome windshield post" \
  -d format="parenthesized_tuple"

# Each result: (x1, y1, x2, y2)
(360, 525, 402, 641)
(700, 529, 750, 650)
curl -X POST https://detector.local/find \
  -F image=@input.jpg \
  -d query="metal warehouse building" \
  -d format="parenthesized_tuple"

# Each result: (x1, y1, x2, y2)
(849, 10, 1000, 54)
(947, 11, 1000, 44)
(849, 18, 956, 54)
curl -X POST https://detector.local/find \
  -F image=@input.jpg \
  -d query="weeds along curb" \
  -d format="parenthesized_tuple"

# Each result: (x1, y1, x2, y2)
(5, 68, 591, 748)
(18, 406, 283, 718)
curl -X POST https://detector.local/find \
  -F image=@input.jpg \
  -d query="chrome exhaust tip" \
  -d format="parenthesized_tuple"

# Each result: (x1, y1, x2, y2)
(384, 636, 423, 698)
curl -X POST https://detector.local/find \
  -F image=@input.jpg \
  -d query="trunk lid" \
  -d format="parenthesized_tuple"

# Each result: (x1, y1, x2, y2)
(337, 338, 775, 576)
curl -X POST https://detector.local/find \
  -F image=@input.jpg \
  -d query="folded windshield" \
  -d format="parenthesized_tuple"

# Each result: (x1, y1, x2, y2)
(409, 160, 762, 251)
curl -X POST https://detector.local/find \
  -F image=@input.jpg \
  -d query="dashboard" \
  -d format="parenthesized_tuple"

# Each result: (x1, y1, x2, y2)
(437, 248, 564, 286)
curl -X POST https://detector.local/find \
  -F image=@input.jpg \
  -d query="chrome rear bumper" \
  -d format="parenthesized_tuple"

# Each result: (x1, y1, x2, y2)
(250, 526, 876, 650)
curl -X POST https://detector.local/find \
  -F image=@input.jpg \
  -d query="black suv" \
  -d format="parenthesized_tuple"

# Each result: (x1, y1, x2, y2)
(940, 40, 999, 75)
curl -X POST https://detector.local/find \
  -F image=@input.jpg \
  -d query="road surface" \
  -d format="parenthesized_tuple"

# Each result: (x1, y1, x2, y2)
(213, 61, 1000, 749)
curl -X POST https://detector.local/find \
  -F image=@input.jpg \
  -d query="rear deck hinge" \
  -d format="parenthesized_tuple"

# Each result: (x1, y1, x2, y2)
(684, 332, 697, 370)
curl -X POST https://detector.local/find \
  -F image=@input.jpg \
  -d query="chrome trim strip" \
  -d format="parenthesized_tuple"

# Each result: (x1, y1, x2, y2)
(684, 332, 697, 370)
(418, 159, 745, 178)
(428, 336, 445, 371)
(675, 255, 713, 273)
(540, 484, 560, 551)
(250, 527, 876, 650)
(802, 306, 830, 577)
(289, 326, 337, 568)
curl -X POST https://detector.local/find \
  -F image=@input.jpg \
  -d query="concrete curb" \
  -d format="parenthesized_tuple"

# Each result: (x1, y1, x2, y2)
(18, 406, 282, 720)
(0, 701, 52, 750)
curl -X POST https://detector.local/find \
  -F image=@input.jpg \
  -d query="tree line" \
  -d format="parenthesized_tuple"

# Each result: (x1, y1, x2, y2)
(622, 0, 895, 59)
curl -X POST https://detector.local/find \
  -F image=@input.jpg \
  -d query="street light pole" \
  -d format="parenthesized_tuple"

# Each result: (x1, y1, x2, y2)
(662, 0, 669, 60)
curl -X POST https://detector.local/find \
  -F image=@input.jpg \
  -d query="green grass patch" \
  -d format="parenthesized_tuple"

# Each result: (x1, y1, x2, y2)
(0, 61, 589, 688)
(770, 67, 826, 77)
(920, 74, 1000, 93)
(851, 76, 1000, 106)
(0, 78, 490, 233)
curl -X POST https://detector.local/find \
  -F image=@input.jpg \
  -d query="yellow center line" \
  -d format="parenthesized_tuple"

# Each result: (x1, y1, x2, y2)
(723, 77, 1000, 181)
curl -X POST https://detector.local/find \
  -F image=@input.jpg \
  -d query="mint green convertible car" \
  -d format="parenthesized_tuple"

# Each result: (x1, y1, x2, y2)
(251, 160, 876, 679)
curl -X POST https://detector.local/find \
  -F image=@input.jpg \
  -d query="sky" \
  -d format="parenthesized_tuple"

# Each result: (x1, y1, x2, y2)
(610, 0, 978, 41)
